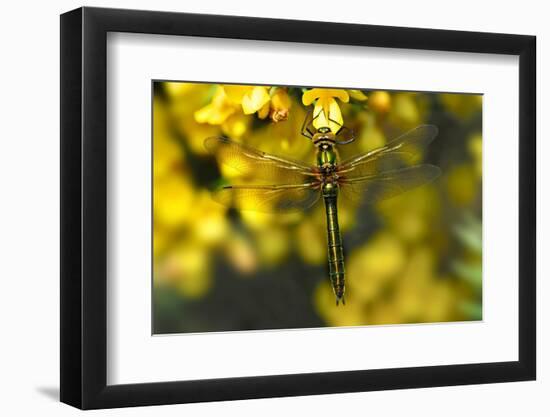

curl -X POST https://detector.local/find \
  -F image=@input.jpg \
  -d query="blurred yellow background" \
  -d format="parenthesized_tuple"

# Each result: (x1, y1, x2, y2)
(153, 82, 482, 334)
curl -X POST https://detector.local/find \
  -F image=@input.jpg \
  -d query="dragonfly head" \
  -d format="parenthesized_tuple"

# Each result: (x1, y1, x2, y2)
(312, 127, 336, 149)
(312, 126, 356, 147)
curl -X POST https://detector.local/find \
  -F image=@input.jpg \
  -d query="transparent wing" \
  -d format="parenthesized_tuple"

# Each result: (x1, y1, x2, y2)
(204, 136, 316, 184)
(339, 165, 441, 205)
(212, 183, 321, 213)
(338, 125, 438, 178)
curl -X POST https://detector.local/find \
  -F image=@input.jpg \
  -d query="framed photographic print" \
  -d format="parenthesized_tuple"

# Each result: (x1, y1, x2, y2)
(60, 6, 536, 409)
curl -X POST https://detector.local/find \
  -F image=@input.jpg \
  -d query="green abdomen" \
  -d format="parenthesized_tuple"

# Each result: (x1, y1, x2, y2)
(322, 183, 345, 304)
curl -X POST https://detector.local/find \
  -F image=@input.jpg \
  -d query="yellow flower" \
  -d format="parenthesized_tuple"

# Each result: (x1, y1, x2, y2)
(153, 226, 169, 259)
(194, 86, 238, 125)
(391, 93, 421, 126)
(245, 103, 312, 163)
(358, 124, 386, 153)
(154, 175, 194, 228)
(254, 226, 290, 266)
(165, 83, 221, 155)
(223, 233, 258, 275)
(190, 191, 229, 247)
(153, 98, 184, 180)
(440, 93, 483, 120)
(368, 91, 391, 114)
(163, 81, 202, 98)
(468, 133, 483, 178)
(269, 88, 292, 122)
(157, 243, 212, 298)
(221, 112, 250, 139)
(224, 85, 293, 123)
(377, 185, 441, 244)
(446, 164, 478, 206)
(314, 282, 366, 326)
(368, 301, 403, 325)
(295, 218, 326, 265)
(391, 247, 436, 319)
(347, 89, 368, 101)
(346, 232, 406, 302)
(223, 85, 271, 117)
(302, 88, 349, 133)
(194, 86, 252, 138)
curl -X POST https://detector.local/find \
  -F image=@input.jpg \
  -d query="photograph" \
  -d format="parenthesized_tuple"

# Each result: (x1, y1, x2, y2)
(152, 82, 483, 334)
(0, 0, 541, 413)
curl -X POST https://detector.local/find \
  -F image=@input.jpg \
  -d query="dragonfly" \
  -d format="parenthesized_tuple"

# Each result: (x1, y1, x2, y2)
(204, 112, 441, 305)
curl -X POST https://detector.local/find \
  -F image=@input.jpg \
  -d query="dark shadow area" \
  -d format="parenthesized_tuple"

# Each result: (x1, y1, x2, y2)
(36, 386, 59, 401)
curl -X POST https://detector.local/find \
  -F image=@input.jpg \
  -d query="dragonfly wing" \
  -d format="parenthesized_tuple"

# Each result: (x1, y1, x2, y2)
(212, 183, 321, 213)
(204, 136, 316, 184)
(338, 125, 438, 177)
(339, 164, 441, 205)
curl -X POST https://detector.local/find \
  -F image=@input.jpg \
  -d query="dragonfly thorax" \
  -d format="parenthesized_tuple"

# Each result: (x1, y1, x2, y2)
(316, 144, 338, 171)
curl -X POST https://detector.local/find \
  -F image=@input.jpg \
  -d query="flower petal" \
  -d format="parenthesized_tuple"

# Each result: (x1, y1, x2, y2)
(328, 89, 349, 103)
(271, 88, 291, 111)
(194, 103, 234, 125)
(258, 102, 270, 119)
(242, 87, 270, 114)
(348, 89, 368, 101)
(194, 86, 237, 125)
(312, 102, 329, 130)
(222, 113, 250, 138)
(223, 85, 251, 104)
(312, 97, 344, 133)
(302, 88, 322, 106)
(269, 89, 291, 122)
(303, 88, 349, 107)
(327, 99, 344, 132)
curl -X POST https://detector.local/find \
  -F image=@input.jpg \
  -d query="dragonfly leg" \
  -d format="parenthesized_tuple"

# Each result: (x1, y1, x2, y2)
(326, 115, 343, 130)
(318, 114, 356, 144)
(335, 126, 356, 145)
(324, 115, 355, 143)
(301, 108, 315, 139)
(301, 107, 328, 139)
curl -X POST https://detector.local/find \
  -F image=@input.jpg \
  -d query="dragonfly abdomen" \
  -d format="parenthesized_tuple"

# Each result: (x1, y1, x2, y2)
(322, 182, 345, 305)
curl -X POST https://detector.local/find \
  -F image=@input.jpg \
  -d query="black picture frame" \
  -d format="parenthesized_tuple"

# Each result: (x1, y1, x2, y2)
(60, 6, 536, 410)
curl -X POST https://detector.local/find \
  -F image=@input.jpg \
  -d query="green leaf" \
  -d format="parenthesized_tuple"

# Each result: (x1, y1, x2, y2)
(453, 214, 482, 253)
(460, 301, 482, 321)
(452, 261, 482, 289)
